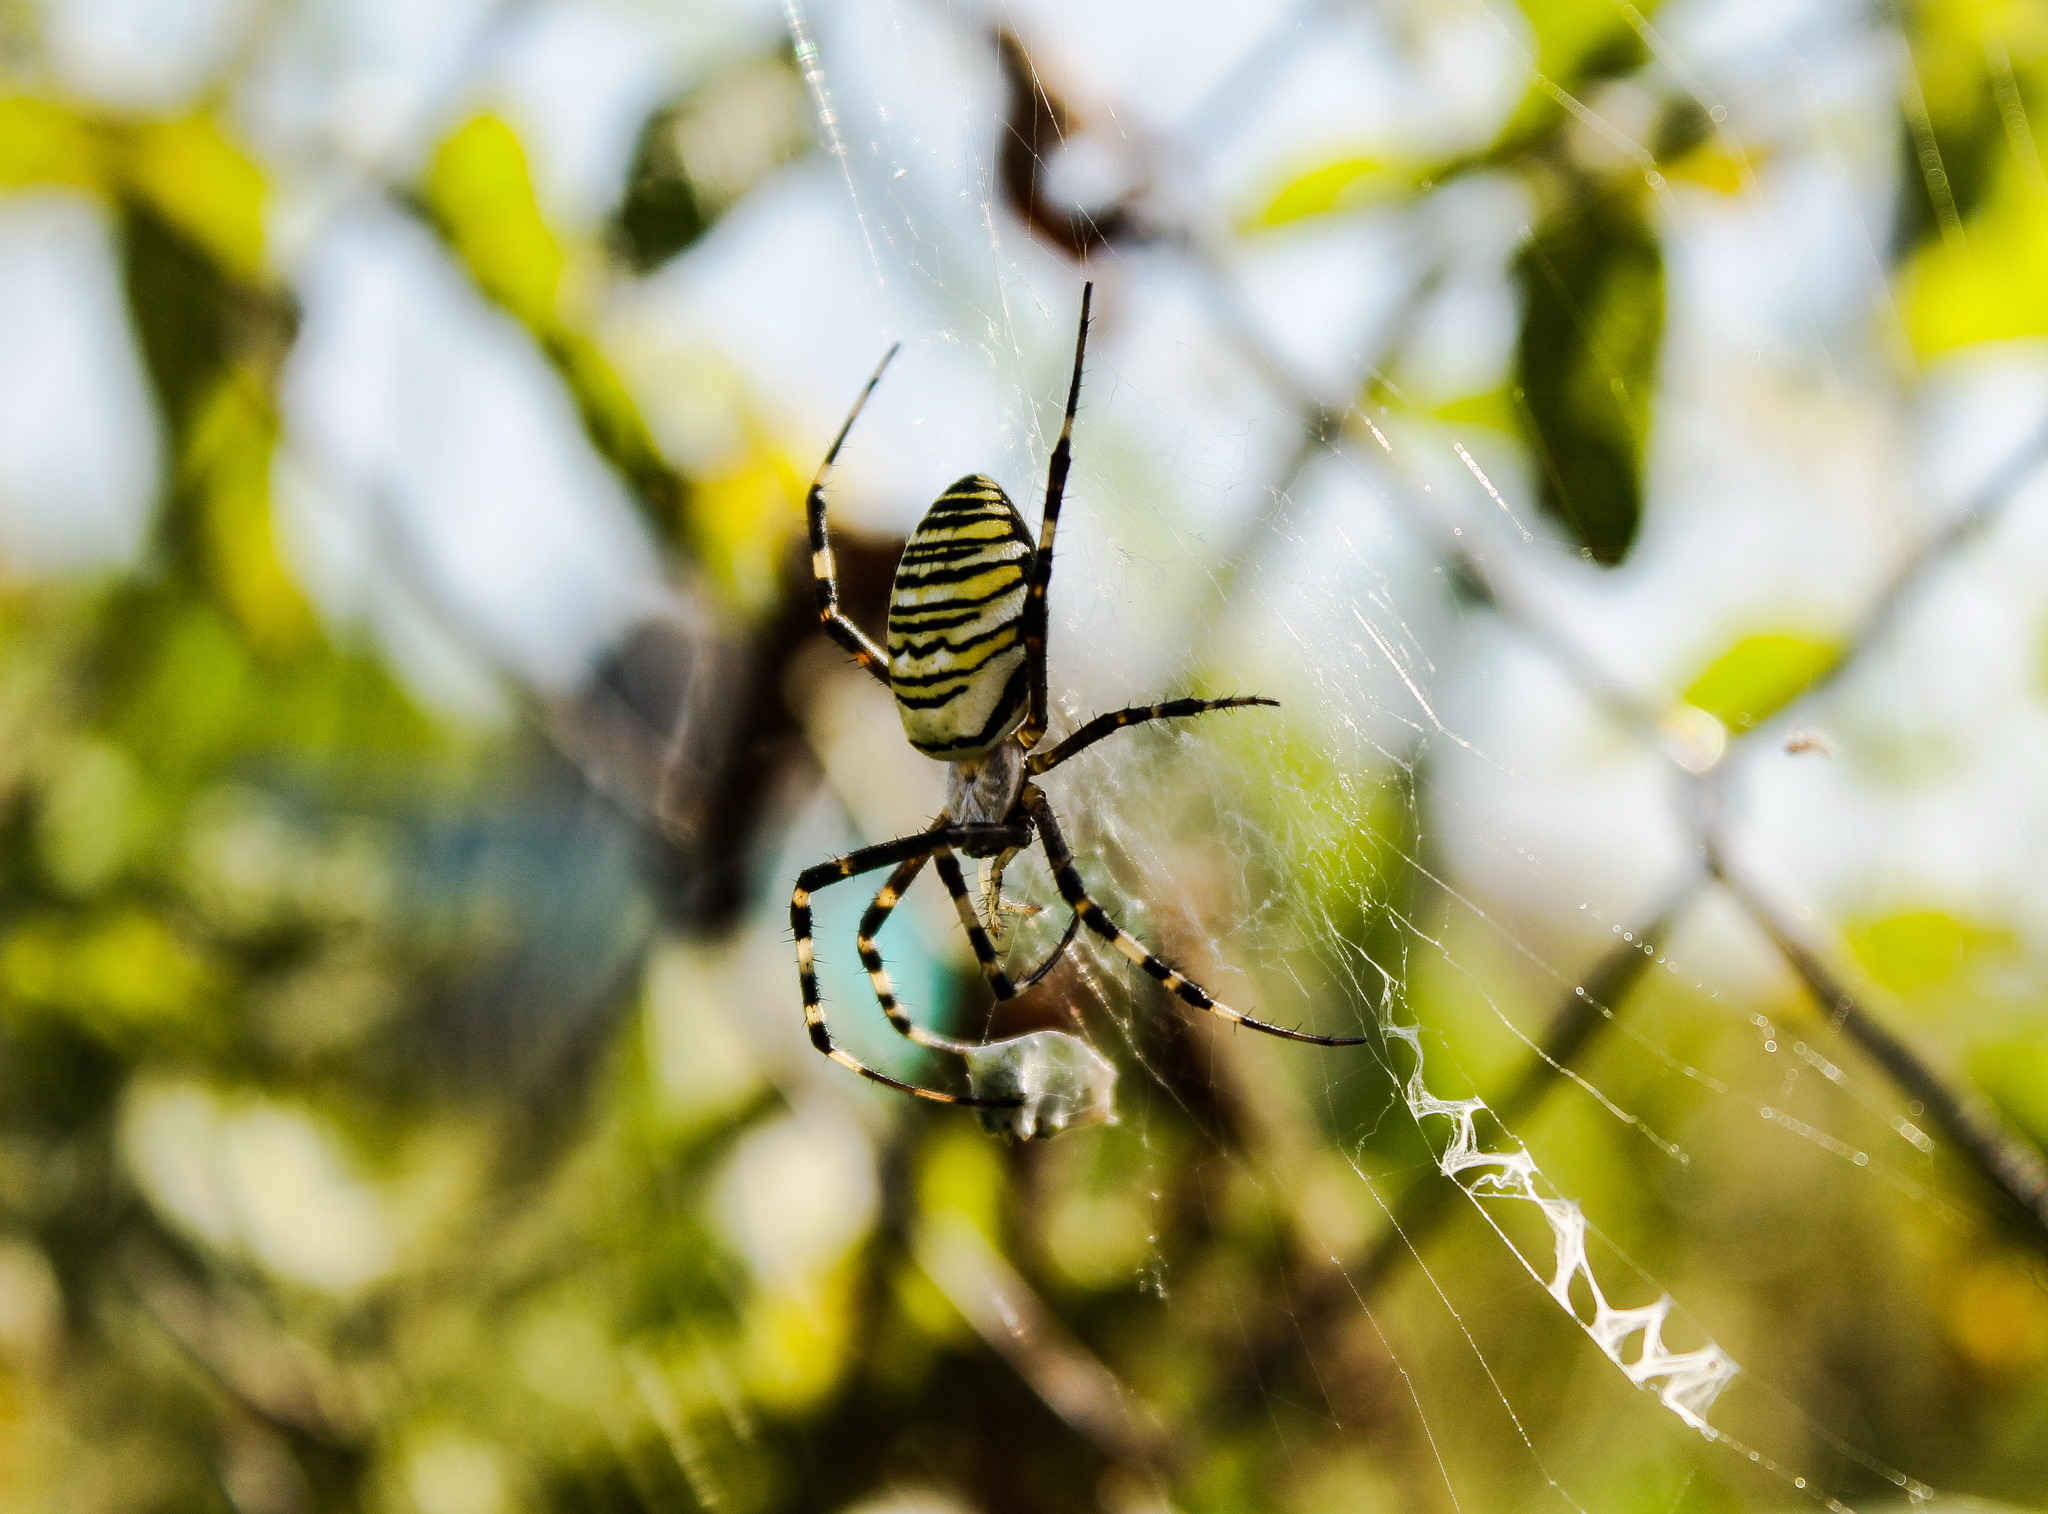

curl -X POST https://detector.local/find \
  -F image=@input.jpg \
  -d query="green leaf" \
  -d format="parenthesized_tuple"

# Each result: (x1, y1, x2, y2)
(1432, 388, 1517, 433)
(427, 114, 565, 329)
(1847, 910, 2013, 998)
(1512, 185, 1664, 565)
(1487, 0, 1650, 156)
(124, 115, 266, 282)
(1890, 5, 2006, 259)
(1680, 631, 1838, 731)
(614, 52, 809, 272)
(1243, 155, 1407, 230)
(1904, 162, 2048, 355)
(0, 96, 102, 189)
(179, 379, 314, 651)
(0, 908, 222, 1047)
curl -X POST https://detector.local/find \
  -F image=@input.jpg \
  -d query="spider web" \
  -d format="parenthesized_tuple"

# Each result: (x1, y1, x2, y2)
(680, 0, 2048, 1508)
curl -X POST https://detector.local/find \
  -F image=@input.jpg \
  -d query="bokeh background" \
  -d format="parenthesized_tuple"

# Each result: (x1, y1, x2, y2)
(3, 0, 2048, 1509)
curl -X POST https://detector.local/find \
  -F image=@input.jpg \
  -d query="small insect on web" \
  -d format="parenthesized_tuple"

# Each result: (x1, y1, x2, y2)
(789, 282, 1372, 1138)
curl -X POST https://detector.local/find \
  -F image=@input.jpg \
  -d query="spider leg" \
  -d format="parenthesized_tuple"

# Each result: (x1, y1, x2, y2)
(1017, 910, 1083, 992)
(1022, 786, 1371, 1046)
(1027, 696, 1279, 776)
(943, 849, 1078, 994)
(935, 848, 1082, 1002)
(932, 848, 1020, 1003)
(808, 345, 900, 687)
(854, 852, 969, 1051)
(793, 820, 1034, 1105)
(1016, 282, 1093, 751)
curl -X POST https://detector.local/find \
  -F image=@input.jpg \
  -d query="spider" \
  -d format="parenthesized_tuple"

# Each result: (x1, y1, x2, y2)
(791, 283, 1368, 1133)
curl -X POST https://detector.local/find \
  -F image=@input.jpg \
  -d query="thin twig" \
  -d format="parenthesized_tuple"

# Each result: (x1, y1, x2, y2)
(1711, 853, 2048, 1250)
(916, 1215, 1180, 1484)
(1752, 413, 2048, 740)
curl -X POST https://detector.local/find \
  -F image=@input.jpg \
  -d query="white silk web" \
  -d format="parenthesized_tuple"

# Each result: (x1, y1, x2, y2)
(711, 0, 2048, 1508)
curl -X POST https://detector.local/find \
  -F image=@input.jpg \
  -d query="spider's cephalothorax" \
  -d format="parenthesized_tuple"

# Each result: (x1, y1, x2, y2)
(886, 474, 1034, 761)
(793, 282, 1369, 1138)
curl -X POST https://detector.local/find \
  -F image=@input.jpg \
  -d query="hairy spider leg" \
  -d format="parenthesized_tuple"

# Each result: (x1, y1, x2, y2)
(792, 821, 1034, 1105)
(931, 848, 1020, 1002)
(1016, 281, 1094, 751)
(807, 344, 900, 688)
(853, 852, 967, 1050)
(853, 845, 1083, 1059)
(1022, 786, 1372, 1046)
(1027, 696, 1280, 777)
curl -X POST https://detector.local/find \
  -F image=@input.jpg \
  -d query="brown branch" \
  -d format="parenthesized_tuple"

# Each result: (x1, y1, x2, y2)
(916, 1215, 1180, 1486)
(992, 28, 1148, 261)
(1711, 854, 2048, 1250)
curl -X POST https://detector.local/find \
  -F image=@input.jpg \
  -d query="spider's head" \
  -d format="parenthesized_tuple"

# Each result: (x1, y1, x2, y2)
(945, 740, 1027, 849)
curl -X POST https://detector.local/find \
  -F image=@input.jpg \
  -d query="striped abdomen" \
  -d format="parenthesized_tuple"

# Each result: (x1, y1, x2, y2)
(887, 474, 1034, 759)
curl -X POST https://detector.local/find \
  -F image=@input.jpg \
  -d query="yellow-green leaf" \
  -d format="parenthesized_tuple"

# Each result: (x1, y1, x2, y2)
(1848, 909, 2012, 998)
(1681, 630, 1838, 730)
(1245, 155, 1404, 230)
(1488, 0, 1650, 153)
(182, 379, 313, 650)
(1, 908, 220, 1043)
(1433, 389, 1517, 432)
(0, 96, 103, 189)
(1971, 1034, 2048, 1148)
(687, 443, 803, 616)
(124, 115, 266, 281)
(1904, 161, 2048, 356)
(428, 114, 564, 330)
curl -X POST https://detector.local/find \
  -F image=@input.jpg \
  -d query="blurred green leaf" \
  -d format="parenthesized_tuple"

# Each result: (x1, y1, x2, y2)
(1972, 1033, 2048, 1149)
(99, 591, 438, 788)
(125, 115, 266, 282)
(615, 51, 808, 272)
(1905, 162, 2048, 354)
(1512, 185, 1663, 565)
(1489, 0, 1650, 154)
(181, 380, 314, 650)
(688, 442, 804, 615)
(35, 739, 144, 895)
(1, 908, 221, 1047)
(1848, 909, 2013, 999)
(1432, 388, 1518, 433)
(0, 96, 102, 188)
(1242, 154, 1414, 230)
(1892, 3, 2009, 258)
(423, 114, 691, 549)
(1680, 630, 1838, 731)
(428, 114, 565, 329)
(118, 197, 245, 440)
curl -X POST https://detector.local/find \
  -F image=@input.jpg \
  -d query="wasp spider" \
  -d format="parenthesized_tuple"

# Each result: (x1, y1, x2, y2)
(791, 283, 1368, 1120)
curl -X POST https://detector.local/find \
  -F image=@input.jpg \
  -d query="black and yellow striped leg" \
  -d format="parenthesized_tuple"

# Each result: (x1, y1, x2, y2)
(854, 852, 981, 1055)
(1022, 786, 1371, 1046)
(934, 847, 1082, 1001)
(1027, 696, 1280, 776)
(807, 345, 900, 687)
(1017, 281, 1094, 751)
(793, 821, 1033, 1105)
(932, 847, 1020, 1006)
